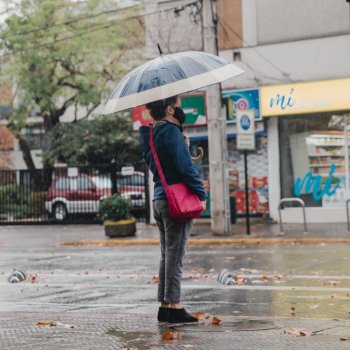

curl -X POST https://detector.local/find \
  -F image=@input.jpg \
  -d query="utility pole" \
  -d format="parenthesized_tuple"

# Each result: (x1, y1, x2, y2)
(202, 0, 231, 235)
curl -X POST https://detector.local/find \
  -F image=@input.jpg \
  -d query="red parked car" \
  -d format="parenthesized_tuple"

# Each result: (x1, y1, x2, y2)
(45, 172, 145, 221)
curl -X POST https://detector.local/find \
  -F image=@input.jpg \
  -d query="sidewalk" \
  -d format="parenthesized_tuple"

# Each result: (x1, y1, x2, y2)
(2, 221, 350, 349)
(1, 311, 350, 349)
(58, 218, 350, 247)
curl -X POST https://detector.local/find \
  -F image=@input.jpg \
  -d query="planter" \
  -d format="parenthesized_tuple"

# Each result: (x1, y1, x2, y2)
(104, 218, 137, 238)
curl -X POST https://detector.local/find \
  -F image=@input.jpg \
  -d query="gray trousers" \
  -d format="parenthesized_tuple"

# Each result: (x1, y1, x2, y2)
(153, 200, 193, 303)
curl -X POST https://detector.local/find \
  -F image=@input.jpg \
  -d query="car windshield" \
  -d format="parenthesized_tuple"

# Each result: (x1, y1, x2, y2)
(91, 176, 112, 189)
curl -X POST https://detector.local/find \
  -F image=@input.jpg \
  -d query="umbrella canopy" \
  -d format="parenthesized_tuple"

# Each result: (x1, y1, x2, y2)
(102, 51, 244, 115)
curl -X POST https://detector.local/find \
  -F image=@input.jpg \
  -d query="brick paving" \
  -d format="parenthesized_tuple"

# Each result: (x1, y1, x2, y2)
(1, 312, 350, 349)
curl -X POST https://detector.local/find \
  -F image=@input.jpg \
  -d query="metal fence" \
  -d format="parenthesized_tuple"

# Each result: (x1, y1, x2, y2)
(0, 163, 150, 225)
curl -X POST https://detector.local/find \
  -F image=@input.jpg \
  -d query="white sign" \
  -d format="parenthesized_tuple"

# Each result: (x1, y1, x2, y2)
(68, 167, 78, 177)
(237, 110, 255, 150)
(121, 166, 134, 176)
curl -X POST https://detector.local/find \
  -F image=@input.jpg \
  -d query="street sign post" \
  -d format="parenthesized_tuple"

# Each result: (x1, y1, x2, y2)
(237, 110, 255, 151)
(237, 110, 256, 235)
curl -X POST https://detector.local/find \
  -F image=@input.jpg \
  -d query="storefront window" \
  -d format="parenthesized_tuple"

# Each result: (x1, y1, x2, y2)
(279, 113, 350, 207)
(227, 137, 269, 216)
(191, 135, 269, 217)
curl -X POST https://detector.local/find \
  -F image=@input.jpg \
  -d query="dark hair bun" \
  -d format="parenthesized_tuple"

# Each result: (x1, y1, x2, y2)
(145, 96, 178, 120)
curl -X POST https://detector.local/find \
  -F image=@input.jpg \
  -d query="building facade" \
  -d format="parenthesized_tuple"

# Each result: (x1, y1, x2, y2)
(143, 0, 350, 223)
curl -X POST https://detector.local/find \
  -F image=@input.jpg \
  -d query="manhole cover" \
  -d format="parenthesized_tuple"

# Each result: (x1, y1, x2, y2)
(172, 319, 278, 332)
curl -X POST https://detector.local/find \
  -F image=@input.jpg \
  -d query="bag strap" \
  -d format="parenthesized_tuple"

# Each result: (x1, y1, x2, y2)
(149, 126, 169, 191)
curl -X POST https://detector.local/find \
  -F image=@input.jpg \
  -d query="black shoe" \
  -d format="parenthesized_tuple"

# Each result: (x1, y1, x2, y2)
(157, 307, 169, 322)
(168, 308, 198, 323)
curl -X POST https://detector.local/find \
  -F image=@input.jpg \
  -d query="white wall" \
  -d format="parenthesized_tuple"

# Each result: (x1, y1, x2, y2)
(255, 0, 350, 45)
(220, 34, 350, 91)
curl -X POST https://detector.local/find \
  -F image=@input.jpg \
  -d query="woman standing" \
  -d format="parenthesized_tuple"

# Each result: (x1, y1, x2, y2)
(140, 95, 207, 323)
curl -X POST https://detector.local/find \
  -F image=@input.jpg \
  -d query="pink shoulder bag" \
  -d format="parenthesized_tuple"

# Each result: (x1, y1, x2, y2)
(149, 126, 203, 222)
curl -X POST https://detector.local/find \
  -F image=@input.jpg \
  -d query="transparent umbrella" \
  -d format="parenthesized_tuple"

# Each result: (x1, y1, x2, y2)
(102, 50, 244, 115)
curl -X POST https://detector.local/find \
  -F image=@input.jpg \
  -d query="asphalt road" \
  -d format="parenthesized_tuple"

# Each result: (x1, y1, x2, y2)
(1, 224, 350, 321)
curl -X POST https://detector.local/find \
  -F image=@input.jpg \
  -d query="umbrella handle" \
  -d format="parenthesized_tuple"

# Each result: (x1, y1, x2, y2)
(191, 147, 204, 161)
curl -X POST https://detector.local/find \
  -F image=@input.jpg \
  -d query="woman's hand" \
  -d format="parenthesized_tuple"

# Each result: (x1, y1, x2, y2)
(201, 200, 207, 211)
(182, 132, 190, 148)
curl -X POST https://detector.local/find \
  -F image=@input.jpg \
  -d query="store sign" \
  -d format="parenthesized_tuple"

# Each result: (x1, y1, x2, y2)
(222, 89, 261, 123)
(294, 164, 340, 201)
(237, 110, 255, 150)
(132, 93, 207, 130)
(180, 93, 207, 127)
(261, 78, 350, 117)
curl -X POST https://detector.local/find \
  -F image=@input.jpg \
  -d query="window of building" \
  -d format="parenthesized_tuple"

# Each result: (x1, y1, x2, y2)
(279, 113, 350, 208)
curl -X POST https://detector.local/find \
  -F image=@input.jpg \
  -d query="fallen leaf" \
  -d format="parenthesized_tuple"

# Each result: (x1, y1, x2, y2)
(299, 330, 313, 336)
(162, 331, 180, 340)
(36, 321, 57, 327)
(284, 327, 314, 336)
(27, 274, 38, 283)
(184, 273, 201, 280)
(212, 316, 222, 325)
(203, 274, 214, 281)
(204, 313, 210, 319)
(194, 312, 203, 319)
(273, 274, 283, 280)
(151, 275, 159, 284)
(235, 276, 246, 285)
(261, 274, 269, 281)
(290, 307, 296, 315)
(323, 280, 340, 286)
(340, 337, 350, 341)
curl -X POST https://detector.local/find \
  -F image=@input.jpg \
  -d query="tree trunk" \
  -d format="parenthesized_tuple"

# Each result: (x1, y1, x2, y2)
(18, 137, 42, 189)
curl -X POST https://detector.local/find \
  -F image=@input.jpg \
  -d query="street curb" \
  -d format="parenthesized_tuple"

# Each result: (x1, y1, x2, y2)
(59, 237, 350, 247)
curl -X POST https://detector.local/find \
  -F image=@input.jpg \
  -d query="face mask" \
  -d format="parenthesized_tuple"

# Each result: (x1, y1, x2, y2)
(173, 107, 186, 125)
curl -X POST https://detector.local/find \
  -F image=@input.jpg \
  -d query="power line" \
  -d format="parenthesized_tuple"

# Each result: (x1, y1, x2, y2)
(0, 0, 198, 40)
(219, 17, 294, 82)
(0, 3, 139, 40)
(0, 0, 201, 58)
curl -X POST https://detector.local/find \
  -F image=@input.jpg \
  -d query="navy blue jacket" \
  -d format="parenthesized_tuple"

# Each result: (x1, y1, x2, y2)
(139, 121, 207, 201)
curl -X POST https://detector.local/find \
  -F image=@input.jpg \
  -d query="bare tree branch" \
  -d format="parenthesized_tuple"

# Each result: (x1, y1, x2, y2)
(77, 102, 100, 122)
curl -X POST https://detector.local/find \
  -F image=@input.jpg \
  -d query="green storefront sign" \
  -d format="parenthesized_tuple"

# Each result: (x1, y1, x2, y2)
(181, 93, 207, 126)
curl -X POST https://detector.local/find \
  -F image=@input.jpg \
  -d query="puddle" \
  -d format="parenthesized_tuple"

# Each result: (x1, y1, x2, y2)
(173, 319, 277, 332)
(107, 325, 198, 349)
(107, 330, 161, 349)
(107, 319, 278, 348)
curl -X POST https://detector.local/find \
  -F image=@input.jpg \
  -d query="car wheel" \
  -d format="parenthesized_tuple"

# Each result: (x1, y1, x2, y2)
(53, 203, 67, 222)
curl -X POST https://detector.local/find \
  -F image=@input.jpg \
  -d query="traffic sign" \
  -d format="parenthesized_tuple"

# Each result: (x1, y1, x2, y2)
(237, 110, 255, 150)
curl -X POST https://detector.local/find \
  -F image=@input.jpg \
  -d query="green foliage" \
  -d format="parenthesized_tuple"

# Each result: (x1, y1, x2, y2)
(99, 194, 132, 222)
(29, 191, 47, 213)
(44, 113, 141, 167)
(0, 0, 144, 165)
(0, 184, 31, 217)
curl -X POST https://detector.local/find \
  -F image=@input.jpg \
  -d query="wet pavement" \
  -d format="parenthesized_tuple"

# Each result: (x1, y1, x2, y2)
(1, 223, 350, 349)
